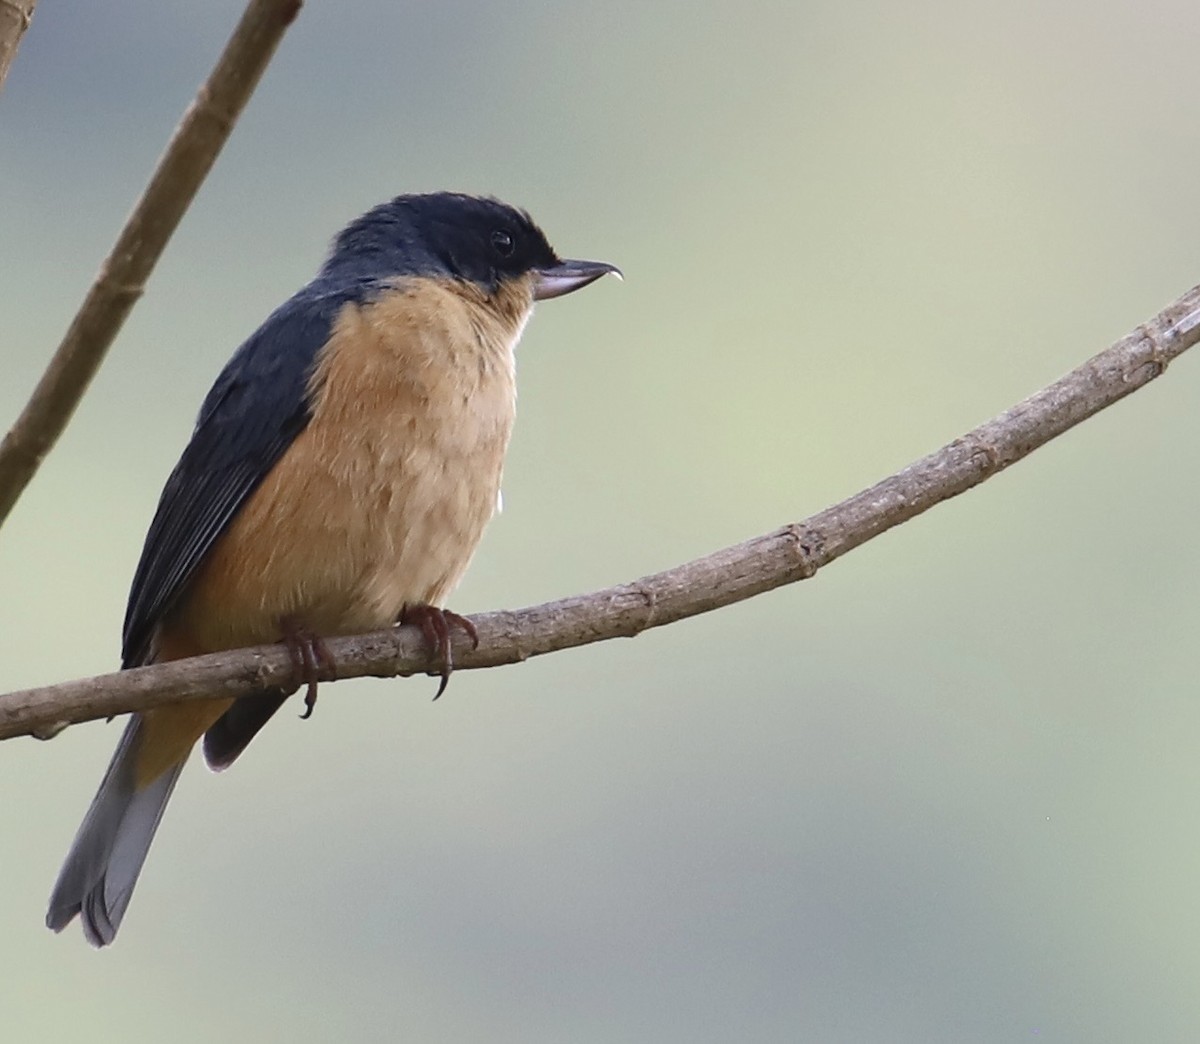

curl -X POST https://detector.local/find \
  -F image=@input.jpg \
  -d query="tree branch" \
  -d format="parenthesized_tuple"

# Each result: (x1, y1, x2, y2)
(0, 0, 36, 94)
(0, 0, 302, 528)
(4, 281, 1199, 741)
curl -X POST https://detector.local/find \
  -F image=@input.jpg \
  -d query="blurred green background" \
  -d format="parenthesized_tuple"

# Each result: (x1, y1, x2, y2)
(4, 1, 1200, 1040)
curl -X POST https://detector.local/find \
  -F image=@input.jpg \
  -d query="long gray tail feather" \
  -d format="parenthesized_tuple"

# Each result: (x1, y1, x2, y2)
(46, 715, 186, 947)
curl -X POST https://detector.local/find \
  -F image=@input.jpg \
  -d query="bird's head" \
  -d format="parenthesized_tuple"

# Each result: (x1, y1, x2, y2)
(322, 192, 620, 302)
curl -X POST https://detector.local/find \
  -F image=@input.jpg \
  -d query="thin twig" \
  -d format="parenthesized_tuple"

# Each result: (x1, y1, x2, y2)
(4, 281, 1198, 741)
(0, 0, 36, 94)
(0, 0, 302, 527)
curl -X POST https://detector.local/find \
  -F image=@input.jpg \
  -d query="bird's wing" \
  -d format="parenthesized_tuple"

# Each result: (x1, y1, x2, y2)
(121, 284, 369, 668)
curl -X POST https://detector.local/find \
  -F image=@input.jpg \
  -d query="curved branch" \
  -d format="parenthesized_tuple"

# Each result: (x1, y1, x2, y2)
(4, 282, 1199, 741)
(0, 0, 36, 94)
(0, 0, 302, 527)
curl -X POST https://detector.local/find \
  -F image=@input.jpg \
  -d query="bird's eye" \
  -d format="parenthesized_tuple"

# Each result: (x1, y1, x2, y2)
(491, 229, 515, 257)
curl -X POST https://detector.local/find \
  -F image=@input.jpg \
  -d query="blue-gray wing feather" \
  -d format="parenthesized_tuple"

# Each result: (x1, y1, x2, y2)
(121, 283, 373, 668)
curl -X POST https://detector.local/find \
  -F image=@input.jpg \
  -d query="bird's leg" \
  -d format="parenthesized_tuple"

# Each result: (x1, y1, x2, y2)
(279, 618, 336, 720)
(398, 604, 480, 700)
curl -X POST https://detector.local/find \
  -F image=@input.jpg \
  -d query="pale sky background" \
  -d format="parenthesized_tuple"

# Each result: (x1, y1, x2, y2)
(3, 2, 1200, 1041)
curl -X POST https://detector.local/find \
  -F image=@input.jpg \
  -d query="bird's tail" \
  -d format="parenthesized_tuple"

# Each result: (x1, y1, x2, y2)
(46, 715, 185, 947)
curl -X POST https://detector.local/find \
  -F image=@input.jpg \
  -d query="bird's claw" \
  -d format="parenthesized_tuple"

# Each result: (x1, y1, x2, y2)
(399, 604, 479, 699)
(280, 620, 336, 719)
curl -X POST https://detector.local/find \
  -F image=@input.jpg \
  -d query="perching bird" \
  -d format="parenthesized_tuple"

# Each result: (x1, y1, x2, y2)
(46, 192, 619, 946)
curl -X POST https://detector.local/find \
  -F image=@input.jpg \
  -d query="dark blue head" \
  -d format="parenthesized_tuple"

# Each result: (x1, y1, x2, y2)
(320, 192, 619, 300)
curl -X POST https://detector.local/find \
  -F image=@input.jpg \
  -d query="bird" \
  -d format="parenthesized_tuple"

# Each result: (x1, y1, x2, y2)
(45, 191, 619, 946)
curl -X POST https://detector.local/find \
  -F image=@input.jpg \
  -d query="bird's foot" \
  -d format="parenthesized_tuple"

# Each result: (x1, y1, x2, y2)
(279, 619, 336, 719)
(398, 604, 479, 700)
